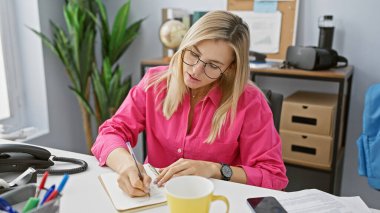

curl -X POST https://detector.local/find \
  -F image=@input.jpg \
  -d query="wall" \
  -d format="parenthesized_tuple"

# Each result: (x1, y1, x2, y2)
(255, 0, 380, 208)
(22, 0, 380, 208)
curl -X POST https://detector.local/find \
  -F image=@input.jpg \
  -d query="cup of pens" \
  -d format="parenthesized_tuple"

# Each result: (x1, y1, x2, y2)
(0, 172, 69, 213)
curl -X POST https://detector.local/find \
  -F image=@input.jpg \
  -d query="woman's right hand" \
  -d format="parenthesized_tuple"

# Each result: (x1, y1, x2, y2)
(117, 163, 152, 197)
(105, 147, 151, 197)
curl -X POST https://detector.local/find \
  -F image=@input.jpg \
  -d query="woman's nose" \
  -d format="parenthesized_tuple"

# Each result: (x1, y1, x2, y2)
(193, 61, 206, 74)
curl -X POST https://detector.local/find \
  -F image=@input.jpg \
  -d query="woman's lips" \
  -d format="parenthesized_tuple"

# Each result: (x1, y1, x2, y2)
(187, 72, 200, 81)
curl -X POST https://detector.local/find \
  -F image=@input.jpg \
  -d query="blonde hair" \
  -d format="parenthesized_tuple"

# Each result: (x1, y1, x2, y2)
(146, 10, 251, 143)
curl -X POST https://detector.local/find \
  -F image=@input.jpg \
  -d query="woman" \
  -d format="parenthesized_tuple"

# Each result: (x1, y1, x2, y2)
(92, 10, 288, 197)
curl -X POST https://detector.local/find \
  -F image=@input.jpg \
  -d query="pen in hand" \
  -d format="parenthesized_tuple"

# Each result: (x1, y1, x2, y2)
(126, 141, 149, 195)
(126, 142, 143, 180)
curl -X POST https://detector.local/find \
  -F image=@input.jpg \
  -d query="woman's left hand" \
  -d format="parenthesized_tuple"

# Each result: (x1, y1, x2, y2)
(155, 158, 219, 186)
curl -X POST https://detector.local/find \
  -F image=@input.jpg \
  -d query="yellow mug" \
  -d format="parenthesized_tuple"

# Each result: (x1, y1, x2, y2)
(165, 176, 229, 213)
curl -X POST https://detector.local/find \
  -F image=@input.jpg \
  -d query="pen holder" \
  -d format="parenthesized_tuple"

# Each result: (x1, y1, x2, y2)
(0, 183, 60, 213)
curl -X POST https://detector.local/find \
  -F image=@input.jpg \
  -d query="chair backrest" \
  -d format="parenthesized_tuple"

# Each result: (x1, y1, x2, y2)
(261, 89, 284, 132)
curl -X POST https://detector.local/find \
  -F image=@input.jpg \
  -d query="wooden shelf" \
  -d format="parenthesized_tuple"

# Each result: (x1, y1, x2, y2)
(251, 66, 353, 80)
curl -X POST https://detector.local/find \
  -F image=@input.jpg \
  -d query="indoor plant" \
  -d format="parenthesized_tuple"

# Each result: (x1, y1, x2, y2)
(32, 0, 144, 153)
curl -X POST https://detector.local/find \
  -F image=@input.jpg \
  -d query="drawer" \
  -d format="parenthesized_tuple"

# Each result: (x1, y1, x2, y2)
(280, 129, 333, 170)
(281, 91, 337, 136)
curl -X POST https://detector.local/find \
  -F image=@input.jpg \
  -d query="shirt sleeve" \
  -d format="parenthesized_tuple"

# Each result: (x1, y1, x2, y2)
(238, 89, 289, 190)
(91, 72, 149, 166)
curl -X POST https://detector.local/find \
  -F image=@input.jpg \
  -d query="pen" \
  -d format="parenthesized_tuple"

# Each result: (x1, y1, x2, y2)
(147, 163, 159, 177)
(44, 174, 69, 203)
(126, 141, 143, 180)
(40, 184, 55, 206)
(22, 197, 39, 213)
(35, 171, 49, 198)
(0, 197, 17, 213)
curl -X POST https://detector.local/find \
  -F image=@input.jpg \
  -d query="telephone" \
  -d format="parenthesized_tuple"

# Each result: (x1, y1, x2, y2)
(0, 143, 87, 175)
(0, 144, 53, 172)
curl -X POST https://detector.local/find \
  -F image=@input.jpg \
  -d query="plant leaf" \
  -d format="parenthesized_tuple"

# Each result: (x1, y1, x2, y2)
(94, 0, 110, 58)
(69, 86, 94, 116)
(92, 63, 109, 122)
(110, 18, 144, 64)
(109, 0, 130, 57)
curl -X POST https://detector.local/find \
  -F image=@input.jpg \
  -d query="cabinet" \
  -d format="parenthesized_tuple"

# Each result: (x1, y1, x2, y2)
(141, 58, 353, 195)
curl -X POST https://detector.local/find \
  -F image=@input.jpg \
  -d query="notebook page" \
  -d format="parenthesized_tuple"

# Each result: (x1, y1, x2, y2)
(99, 164, 166, 211)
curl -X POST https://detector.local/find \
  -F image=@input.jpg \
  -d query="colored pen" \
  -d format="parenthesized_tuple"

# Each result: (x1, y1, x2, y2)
(35, 171, 49, 197)
(44, 174, 69, 203)
(126, 142, 143, 180)
(40, 184, 55, 206)
(22, 197, 39, 213)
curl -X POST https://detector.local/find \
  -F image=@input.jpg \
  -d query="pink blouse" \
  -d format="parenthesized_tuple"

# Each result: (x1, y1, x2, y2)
(91, 66, 288, 190)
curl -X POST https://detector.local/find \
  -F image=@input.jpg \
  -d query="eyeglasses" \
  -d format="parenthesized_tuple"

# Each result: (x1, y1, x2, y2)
(182, 49, 230, 79)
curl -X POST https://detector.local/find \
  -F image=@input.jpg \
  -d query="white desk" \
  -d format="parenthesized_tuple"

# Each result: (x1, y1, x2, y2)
(0, 139, 378, 213)
(37, 146, 285, 212)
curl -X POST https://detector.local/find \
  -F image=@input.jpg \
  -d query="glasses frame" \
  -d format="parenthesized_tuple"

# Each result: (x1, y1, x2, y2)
(181, 49, 231, 79)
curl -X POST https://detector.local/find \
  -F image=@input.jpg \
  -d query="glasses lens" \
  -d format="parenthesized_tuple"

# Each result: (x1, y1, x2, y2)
(204, 65, 222, 79)
(182, 49, 222, 79)
(183, 50, 199, 66)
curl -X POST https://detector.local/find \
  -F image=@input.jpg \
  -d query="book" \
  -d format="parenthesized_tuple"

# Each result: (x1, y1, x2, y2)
(98, 164, 166, 212)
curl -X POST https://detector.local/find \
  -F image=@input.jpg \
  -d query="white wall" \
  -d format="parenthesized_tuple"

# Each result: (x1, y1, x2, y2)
(22, 0, 380, 208)
(255, 0, 380, 208)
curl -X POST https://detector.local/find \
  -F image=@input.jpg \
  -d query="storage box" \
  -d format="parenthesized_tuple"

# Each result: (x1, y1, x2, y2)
(280, 91, 337, 136)
(280, 129, 333, 170)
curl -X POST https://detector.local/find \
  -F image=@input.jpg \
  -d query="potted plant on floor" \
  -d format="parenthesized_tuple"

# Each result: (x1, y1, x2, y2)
(32, 0, 144, 153)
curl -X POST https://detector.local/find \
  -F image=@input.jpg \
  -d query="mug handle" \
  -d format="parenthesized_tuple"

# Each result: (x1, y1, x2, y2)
(211, 195, 230, 213)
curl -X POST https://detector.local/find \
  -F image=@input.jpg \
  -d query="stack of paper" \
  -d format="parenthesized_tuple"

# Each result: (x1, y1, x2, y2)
(276, 189, 371, 213)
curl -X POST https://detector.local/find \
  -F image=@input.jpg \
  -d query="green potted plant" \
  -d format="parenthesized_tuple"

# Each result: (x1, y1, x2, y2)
(32, 0, 144, 153)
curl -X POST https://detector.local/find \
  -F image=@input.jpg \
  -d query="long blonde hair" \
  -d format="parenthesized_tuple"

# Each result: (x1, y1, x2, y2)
(146, 10, 251, 143)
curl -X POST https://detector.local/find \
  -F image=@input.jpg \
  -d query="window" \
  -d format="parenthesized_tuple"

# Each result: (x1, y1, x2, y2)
(0, 34, 10, 120)
(0, 0, 49, 140)
(0, 0, 23, 132)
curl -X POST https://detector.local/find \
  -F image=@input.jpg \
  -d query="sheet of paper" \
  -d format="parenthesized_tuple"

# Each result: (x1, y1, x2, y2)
(254, 0, 278, 13)
(275, 189, 371, 213)
(232, 11, 282, 54)
(99, 164, 166, 211)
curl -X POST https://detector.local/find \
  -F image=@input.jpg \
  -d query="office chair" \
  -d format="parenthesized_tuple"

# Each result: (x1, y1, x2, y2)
(141, 89, 284, 159)
(261, 89, 284, 132)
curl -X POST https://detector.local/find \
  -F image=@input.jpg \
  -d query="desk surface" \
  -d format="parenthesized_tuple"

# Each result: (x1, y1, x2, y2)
(1, 139, 377, 213)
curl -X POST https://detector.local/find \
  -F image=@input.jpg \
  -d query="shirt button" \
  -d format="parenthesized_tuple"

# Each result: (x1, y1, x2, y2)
(177, 148, 182, 153)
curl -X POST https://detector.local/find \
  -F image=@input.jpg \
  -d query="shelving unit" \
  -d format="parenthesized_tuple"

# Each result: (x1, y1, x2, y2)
(251, 66, 354, 195)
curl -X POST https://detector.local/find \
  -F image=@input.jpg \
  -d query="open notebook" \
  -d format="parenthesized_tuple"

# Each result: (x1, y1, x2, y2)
(99, 164, 166, 212)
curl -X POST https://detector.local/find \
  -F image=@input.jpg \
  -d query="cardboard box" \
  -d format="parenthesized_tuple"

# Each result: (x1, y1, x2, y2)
(281, 91, 337, 136)
(281, 129, 333, 170)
